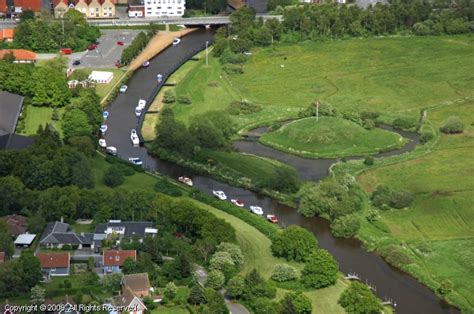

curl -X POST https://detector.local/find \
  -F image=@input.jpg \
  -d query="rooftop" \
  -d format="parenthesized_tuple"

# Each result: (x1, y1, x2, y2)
(36, 252, 70, 269)
(122, 273, 150, 294)
(0, 91, 24, 136)
(14, 233, 37, 245)
(0, 49, 37, 61)
(103, 250, 136, 266)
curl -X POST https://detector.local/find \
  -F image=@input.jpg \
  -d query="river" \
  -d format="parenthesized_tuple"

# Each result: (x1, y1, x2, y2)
(104, 28, 459, 314)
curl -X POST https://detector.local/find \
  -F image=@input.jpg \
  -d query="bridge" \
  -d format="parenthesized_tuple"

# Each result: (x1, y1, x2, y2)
(0, 15, 282, 29)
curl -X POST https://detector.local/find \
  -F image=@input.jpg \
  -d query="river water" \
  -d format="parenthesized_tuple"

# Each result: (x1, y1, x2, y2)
(104, 28, 459, 314)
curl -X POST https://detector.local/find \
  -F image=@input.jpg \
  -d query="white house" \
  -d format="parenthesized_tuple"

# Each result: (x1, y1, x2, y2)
(89, 71, 114, 84)
(144, 0, 185, 17)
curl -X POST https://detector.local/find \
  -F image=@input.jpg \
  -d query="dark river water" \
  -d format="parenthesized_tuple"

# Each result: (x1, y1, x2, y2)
(104, 28, 459, 314)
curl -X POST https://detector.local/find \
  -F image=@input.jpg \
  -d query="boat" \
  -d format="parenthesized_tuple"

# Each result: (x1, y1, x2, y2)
(250, 206, 264, 216)
(100, 124, 108, 133)
(172, 37, 181, 45)
(137, 99, 146, 109)
(143, 61, 150, 67)
(266, 214, 278, 224)
(102, 111, 109, 120)
(135, 107, 142, 117)
(231, 199, 245, 208)
(131, 129, 139, 146)
(178, 176, 193, 186)
(157, 74, 163, 82)
(98, 139, 107, 148)
(128, 157, 143, 166)
(212, 190, 227, 200)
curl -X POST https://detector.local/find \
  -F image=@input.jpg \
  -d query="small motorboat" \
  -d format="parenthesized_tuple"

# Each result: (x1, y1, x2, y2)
(250, 206, 264, 216)
(172, 37, 181, 45)
(231, 199, 245, 208)
(178, 176, 193, 186)
(212, 190, 227, 200)
(102, 111, 109, 120)
(131, 129, 139, 146)
(135, 107, 142, 117)
(100, 124, 108, 133)
(106, 146, 117, 156)
(267, 214, 278, 224)
(143, 61, 150, 67)
(137, 99, 146, 109)
(157, 74, 163, 82)
(98, 139, 107, 148)
(128, 157, 143, 166)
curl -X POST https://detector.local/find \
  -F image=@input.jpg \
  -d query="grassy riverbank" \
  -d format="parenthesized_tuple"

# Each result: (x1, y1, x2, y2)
(260, 117, 405, 158)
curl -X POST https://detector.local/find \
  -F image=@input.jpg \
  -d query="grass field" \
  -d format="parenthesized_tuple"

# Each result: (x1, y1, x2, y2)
(357, 101, 474, 310)
(19, 106, 64, 136)
(260, 117, 405, 158)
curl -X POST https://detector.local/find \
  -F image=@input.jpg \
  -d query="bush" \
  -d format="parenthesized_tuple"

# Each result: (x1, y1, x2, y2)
(177, 95, 192, 105)
(330, 214, 360, 238)
(271, 264, 298, 282)
(440, 116, 464, 134)
(392, 117, 418, 130)
(371, 185, 413, 209)
(103, 166, 124, 187)
(219, 49, 247, 64)
(338, 282, 383, 314)
(389, 189, 414, 209)
(206, 270, 225, 290)
(163, 90, 176, 104)
(420, 131, 434, 144)
(271, 225, 318, 262)
(227, 100, 262, 115)
(301, 249, 338, 289)
(363, 156, 374, 165)
(223, 64, 244, 75)
(379, 245, 414, 268)
(154, 178, 182, 196)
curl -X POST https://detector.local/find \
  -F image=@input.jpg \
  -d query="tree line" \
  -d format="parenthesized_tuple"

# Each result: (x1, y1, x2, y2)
(120, 24, 160, 66)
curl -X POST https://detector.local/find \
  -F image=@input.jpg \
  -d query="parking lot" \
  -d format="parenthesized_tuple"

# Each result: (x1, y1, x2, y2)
(69, 29, 141, 69)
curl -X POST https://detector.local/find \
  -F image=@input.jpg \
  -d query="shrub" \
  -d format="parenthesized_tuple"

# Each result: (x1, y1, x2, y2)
(360, 111, 380, 120)
(389, 189, 414, 209)
(219, 49, 247, 64)
(338, 282, 383, 314)
(301, 249, 338, 289)
(206, 270, 225, 290)
(440, 116, 464, 134)
(363, 156, 374, 165)
(223, 64, 244, 75)
(163, 90, 176, 104)
(271, 225, 317, 262)
(226, 275, 245, 299)
(154, 178, 182, 196)
(103, 166, 124, 187)
(371, 185, 413, 209)
(177, 95, 192, 104)
(420, 131, 434, 144)
(271, 264, 298, 282)
(227, 100, 262, 115)
(280, 291, 313, 314)
(379, 245, 414, 268)
(438, 279, 453, 296)
(392, 117, 418, 130)
(330, 214, 360, 238)
(362, 119, 375, 130)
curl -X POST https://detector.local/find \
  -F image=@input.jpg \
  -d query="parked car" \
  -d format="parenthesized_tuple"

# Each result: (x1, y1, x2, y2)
(88, 43, 97, 50)
(231, 199, 245, 207)
(106, 146, 117, 156)
(72, 60, 81, 66)
(212, 190, 227, 200)
(60, 48, 72, 55)
(129, 157, 143, 166)
(98, 139, 107, 148)
(250, 206, 264, 216)
(119, 85, 128, 93)
(117, 41, 124, 46)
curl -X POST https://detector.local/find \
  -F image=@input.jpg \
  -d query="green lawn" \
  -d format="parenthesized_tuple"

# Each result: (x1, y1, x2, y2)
(19, 106, 64, 136)
(357, 101, 474, 311)
(260, 117, 405, 158)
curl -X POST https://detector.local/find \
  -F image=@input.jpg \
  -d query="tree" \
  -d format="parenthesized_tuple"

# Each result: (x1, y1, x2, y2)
(226, 275, 245, 299)
(203, 288, 229, 314)
(216, 242, 244, 269)
(301, 249, 338, 289)
(122, 257, 138, 274)
(62, 108, 92, 140)
(0, 221, 14, 258)
(30, 285, 45, 306)
(271, 264, 298, 282)
(163, 89, 176, 104)
(266, 167, 300, 193)
(0, 176, 26, 215)
(103, 166, 125, 188)
(32, 59, 71, 107)
(338, 281, 383, 314)
(188, 279, 206, 305)
(438, 279, 453, 296)
(206, 270, 225, 290)
(164, 282, 178, 300)
(271, 225, 317, 262)
(18, 251, 43, 290)
(330, 214, 360, 238)
(71, 155, 94, 188)
(190, 118, 227, 149)
(440, 116, 464, 134)
(242, 269, 276, 300)
(280, 291, 312, 314)
(101, 273, 123, 293)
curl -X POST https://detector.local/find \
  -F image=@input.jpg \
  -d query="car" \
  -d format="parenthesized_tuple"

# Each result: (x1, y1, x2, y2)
(72, 60, 81, 66)
(98, 139, 107, 148)
(267, 214, 279, 224)
(106, 146, 117, 156)
(250, 206, 264, 216)
(129, 157, 143, 166)
(119, 85, 128, 93)
(172, 37, 181, 45)
(131, 129, 139, 146)
(142, 61, 150, 67)
(88, 43, 97, 50)
(212, 190, 227, 200)
(178, 176, 193, 186)
(100, 124, 108, 133)
(117, 41, 124, 46)
(231, 199, 245, 207)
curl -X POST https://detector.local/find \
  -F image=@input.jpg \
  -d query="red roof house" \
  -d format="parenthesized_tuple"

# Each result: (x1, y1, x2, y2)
(36, 252, 71, 276)
(14, 0, 43, 12)
(0, 215, 28, 236)
(0, 29, 14, 42)
(103, 250, 136, 273)
(0, 49, 37, 63)
(0, 0, 7, 14)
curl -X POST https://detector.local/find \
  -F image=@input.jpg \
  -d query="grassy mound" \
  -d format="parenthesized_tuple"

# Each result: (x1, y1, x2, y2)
(260, 117, 404, 158)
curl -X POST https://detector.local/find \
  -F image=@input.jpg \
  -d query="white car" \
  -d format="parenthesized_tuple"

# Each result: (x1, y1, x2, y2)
(98, 139, 107, 148)
(131, 129, 139, 146)
(250, 206, 264, 216)
(231, 199, 245, 208)
(119, 85, 128, 93)
(212, 190, 227, 200)
(100, 124, 108, 133)
(173, 37, 181, 45)
(129, 157, 143, 165)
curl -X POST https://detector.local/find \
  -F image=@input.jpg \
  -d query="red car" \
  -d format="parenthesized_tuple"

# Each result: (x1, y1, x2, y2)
(117, 41, 124, 46)
(88, 43, 97, 50)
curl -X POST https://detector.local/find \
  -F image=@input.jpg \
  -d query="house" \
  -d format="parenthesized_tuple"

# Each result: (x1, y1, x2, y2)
(128, 0, 144, 18)
(0, 252, 5, 263)
(14, 233, 37, 247)
(0, 0, 45, 16)
(122, 273, 150, 298)
(39, 221, 94, 250)
(119, 285, 147, 314)
(52, 0, 69, 18)
(53, 0, 117, 19)
(94, 220, 157, 247)
(0, 214, 28, 236)
(103, 250, 136, 273)
(57, 295, 79, 314)
(144, 0, 185, 17)
(0, 49, 37, 63)
(36, 252, 71, 277)
(0, 29, 14, 42)
(88, 71, 114, 84)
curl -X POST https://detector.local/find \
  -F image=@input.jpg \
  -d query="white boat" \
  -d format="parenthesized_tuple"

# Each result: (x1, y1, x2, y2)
(100, 124, 108, 133)
(250, 206, 264, 216)
(143, 61, 150, 67)
(102, 111, 109, 120)
(135, 107, 142, 117)
(172, 37, 181, 45)
(98, 139, 107, 148)
(267, 214, 278, 224)
(212, 190, 227, 200)
(231, 199, 245, 208)
(137, 99, 146, 109)
(178, 176, 193, 186)
(131, 129, 139, 146)
(129, 157, 143, 166)
(119, 85, 128, 93)
(106, 146, 117, 156)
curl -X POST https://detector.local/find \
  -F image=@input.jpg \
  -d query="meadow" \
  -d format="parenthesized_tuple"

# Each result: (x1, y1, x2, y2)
(19, 106, 64, 136)
(260, 117, 405, 158)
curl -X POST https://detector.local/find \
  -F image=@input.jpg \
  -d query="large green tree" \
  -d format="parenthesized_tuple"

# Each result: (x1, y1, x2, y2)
(280, 291, 312, 314)
(301, 249, 338, 289)
(271, 225, 317, 262)
(338, 281, 383, 314)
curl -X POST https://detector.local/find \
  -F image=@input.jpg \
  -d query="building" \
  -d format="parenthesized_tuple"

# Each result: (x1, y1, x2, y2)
(103, 250, 136, 273)
(119, 285, 147, 314)
(39, 221, 94, 249)
(88, 70, 114, 84)
(0, 29, 14, 42)
(53, 0, 116, 19)
(0, 49, 37, 63)
(144, 0, 185, 17)
(36, 252, 71, 277)
(0, 0, 45, 16)
(122, 273, 150, 298)
(128, 0, 144, 18)
(94, 220, 158, 243)
(0, 214, 28, 236)
(14, 233, 37, 247)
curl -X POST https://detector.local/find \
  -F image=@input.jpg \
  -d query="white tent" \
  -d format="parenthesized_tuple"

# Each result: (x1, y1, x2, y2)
(88, 71, 114, 84)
